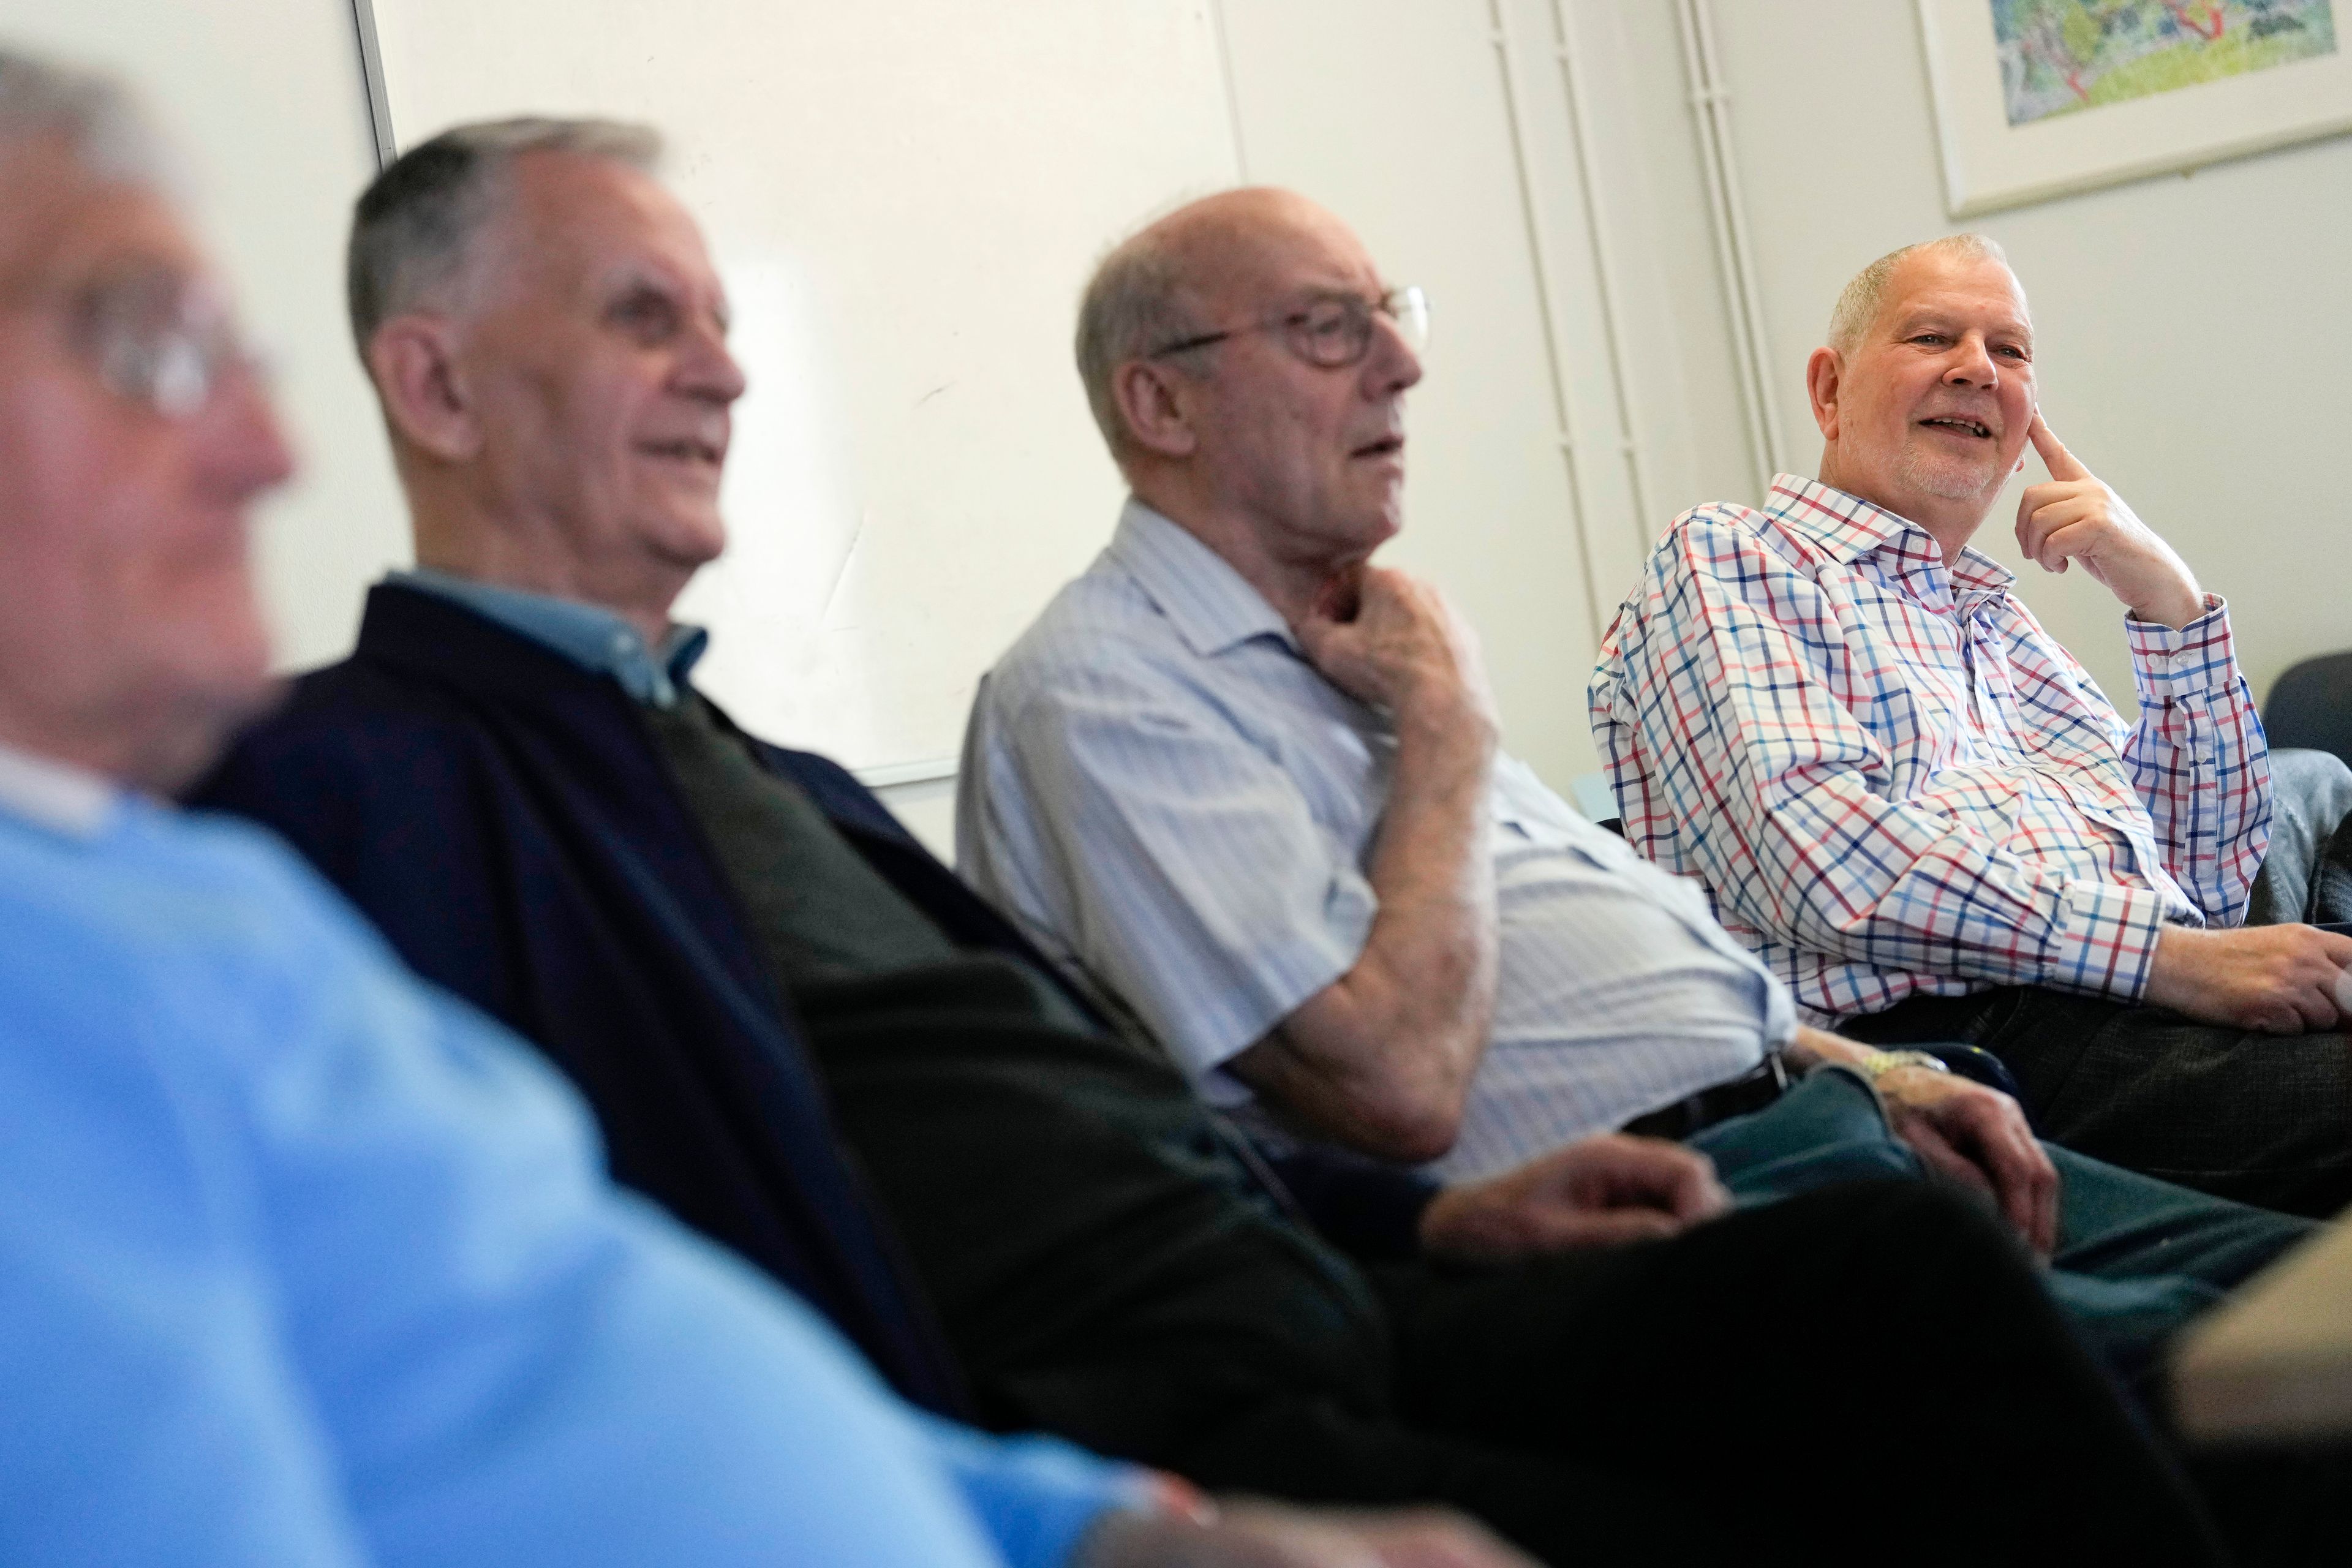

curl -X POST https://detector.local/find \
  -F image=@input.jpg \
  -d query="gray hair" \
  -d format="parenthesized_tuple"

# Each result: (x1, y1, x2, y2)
(1074, 223, 1210, 462)
(1826, 233, 2013, 355)
(346, 116, 662, 358)
(0, 48, 175, 190)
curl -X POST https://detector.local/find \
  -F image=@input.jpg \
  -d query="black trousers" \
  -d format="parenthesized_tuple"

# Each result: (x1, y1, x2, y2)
(795, 970, 2230, 1567)
(1849, 749, 2352, 1218)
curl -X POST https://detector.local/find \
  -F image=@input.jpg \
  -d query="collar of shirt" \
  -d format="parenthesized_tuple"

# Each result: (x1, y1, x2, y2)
(1765, 473, 2016, 611)
(0, 739, 118, 840)
(1104, 499, 1300, 659)
(391, 568, 710, 709)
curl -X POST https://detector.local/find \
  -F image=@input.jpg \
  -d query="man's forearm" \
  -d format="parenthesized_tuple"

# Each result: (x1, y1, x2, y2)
(2118, 601, 2268, 925)
(1241, 698, 1499, 1160)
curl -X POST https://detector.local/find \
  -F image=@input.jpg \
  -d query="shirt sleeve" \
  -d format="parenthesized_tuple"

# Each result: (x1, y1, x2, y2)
(917, 1416, 1155, 1568)
(1597, 513, 2169, 1000)
(2118, 596, 2271, 925)
(963, 657, 1376, 1091)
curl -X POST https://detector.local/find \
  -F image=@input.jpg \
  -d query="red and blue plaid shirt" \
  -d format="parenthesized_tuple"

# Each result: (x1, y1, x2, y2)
(1589, 474, 2271, 1024)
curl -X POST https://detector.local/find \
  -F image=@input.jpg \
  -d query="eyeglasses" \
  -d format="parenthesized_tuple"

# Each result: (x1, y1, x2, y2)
(1148, 284, 1429, 370)
(12, 265, 265, 420)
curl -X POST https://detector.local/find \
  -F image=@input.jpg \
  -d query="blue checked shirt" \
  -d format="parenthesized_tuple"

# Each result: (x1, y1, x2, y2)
(1591, 475, 2271, 1024)
(958, 500, 1794, 1182)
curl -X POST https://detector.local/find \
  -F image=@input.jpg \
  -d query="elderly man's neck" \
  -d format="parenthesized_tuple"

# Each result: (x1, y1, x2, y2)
(1816, 450, 1998, 565)
(0, 694, 258, 797)
(410, 515, 688, 647)
(1131, 478, 1357, 628)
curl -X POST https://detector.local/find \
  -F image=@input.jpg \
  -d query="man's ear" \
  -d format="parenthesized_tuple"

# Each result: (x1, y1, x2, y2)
(1804, 346, 1843, 442)
(1112, 358, 1200, 461)
(367, 315, 481, 463)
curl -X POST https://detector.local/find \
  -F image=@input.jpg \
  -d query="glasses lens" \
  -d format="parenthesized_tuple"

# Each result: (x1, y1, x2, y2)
(1293, 299, 1364, 368)
(146, 333, 214, 418)
(1389, 286, 1429, 356)
(75, 271, 245, 418)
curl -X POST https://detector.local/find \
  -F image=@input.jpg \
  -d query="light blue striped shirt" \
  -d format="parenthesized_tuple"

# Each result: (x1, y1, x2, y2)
(958, 500, 1796, 1181)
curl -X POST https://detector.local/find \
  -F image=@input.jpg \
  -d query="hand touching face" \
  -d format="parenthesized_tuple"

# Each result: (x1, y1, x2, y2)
(2012, 413, 2203, 628)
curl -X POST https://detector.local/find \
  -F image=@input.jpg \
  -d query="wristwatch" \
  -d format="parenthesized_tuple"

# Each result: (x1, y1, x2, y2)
(1847, 1048, 1951, 1082)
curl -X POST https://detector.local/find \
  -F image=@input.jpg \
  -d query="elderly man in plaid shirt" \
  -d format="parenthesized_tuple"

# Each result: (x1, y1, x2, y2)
(1593, 233, 2352, 1218)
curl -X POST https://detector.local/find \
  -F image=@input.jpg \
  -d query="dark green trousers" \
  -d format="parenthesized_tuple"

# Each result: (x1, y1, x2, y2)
(793, 962, 2225, 1567)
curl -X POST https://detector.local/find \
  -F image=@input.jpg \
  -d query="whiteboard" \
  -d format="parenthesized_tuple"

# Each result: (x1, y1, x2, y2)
(368, 0, 1243, 777)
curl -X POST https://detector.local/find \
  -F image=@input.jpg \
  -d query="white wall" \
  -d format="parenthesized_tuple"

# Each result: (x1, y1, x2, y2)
(1612, 0, 2352, 717)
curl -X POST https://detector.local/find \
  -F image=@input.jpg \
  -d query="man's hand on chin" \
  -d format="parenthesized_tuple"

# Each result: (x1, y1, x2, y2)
(2015, 413, 2204, 630)
(1416, 1134, 1728, 1265)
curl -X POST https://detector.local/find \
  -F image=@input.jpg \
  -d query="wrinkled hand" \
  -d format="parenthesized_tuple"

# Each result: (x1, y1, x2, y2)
(1417, 1133, 1729, 1264)
(1875, 1066, 2059, 1256)
(1076, 1500, 1539, 1568)
(1295, 567, 1497, 738)
(2015, 414, 2203, 629)
(2146, 923, 2352, 1034)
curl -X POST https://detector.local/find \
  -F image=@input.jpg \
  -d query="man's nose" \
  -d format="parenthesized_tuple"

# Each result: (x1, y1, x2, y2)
(679, 321, 748, 405)
(1944, 334, 1999, 387)
(1367, 312, 1423, 395)
(200, 366, 297, 499)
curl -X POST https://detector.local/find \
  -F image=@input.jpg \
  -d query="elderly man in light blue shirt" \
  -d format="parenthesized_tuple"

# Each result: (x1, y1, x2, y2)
(0, 51, 1531, 1568)
(956, 187, 2319, 1384)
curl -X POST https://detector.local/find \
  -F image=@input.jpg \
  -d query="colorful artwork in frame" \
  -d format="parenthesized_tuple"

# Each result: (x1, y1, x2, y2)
(1920, 0, 2352, 214)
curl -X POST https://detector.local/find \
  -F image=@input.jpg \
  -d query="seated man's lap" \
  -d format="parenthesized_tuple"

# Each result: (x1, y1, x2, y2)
(1688, 1069, 1920, 1204)
(1988, 992, 2352, 1217)
(1844, 984, 2352, 1216)
(1681, 1068, 2309, 1376)
(1373, 1182, 2219, 1567)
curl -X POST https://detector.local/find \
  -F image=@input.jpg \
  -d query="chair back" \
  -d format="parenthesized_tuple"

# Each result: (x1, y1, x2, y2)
(2264, 652, 2352, 770)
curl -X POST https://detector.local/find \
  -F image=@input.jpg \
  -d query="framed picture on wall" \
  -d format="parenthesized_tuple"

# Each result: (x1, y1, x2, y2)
(1919, 0, 2352, 215)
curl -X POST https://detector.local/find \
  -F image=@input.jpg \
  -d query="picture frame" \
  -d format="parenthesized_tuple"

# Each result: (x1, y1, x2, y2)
(1918, 0, 2352, 216)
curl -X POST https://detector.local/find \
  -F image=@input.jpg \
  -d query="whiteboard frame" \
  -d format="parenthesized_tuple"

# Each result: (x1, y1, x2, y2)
(347, 0, 398, 171)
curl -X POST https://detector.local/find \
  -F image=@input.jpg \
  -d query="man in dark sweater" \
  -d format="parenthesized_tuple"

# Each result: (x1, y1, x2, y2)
(191, 117, 2315, 1566)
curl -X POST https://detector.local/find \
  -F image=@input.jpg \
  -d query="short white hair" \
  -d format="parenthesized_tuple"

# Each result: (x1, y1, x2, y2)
(346, 116, 663, 357)
(1826, 233, 2012, 355)
(1074, 220, 1211, 464)
(0, 48, 175, 191)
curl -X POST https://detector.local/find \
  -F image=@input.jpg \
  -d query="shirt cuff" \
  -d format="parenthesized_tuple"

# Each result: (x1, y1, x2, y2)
(2127, 594, 2237, 705)
(2040, 879, 2171, 1000)
(921, 1419, 1157, 1568)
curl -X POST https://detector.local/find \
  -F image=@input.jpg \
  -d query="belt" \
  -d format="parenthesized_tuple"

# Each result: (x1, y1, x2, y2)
(1621, 1051, 1792, 1142)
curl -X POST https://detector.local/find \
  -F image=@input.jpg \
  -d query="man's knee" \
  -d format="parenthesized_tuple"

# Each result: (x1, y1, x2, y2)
(2272, 746, 2352, 823)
